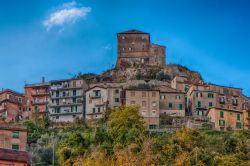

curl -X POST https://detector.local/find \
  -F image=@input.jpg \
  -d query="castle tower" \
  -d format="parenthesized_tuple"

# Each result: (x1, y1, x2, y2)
(116, 29, 166, 68)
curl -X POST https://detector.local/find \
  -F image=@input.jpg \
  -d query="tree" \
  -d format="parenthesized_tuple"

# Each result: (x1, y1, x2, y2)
(108, 106, 145, 147)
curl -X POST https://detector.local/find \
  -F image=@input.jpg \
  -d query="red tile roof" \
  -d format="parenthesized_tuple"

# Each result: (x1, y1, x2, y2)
(0, 148, 30, 164)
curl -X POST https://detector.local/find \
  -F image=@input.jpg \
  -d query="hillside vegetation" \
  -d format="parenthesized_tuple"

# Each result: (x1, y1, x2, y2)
(26, 107, 250, 166)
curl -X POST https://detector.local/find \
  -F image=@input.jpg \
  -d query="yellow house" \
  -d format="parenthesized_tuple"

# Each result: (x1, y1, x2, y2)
(206, 107, 244, 131)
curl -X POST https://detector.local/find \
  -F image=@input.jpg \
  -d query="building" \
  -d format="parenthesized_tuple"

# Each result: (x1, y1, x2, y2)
(0, 125, 27, 151)
(125, 88, 160, 129)
(116, 30, 166, 68)
(243, 109, 250, 129)
(158, 85, 185, 117)
(85, 83, 123, 120)
(171, 76, 192, 93)
(206, 107, 244, 131)
(24, 80, 50, 119)
(187, 84, 217, 117)
(0, 148, 30, 166)
(208, 84, 244, 112)
(0, 89, 25, 123)
(48, 78, 88, 122)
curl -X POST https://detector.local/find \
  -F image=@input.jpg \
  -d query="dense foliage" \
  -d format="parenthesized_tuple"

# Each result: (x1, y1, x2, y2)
(26, 106, 250, 166)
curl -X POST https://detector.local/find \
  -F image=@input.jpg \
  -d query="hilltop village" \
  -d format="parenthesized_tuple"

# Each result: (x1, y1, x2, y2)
(0, 30, 250, 165)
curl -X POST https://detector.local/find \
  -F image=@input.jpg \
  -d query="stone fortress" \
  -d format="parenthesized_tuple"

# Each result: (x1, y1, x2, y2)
(116, 30, 166, 68)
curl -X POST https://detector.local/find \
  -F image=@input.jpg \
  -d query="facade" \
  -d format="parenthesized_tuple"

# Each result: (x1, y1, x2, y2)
(206, 107, 244, 131)
(0, 148, 29, 166)
(171, 76, 192, 93)
(125, 89, 160, 129)
(187, 85, 217, 117)
(243, 109, 250, 129)
(116, 30, 166, 68)
(0, 125, 27, 151)
(0, 89, 25, 123)
(85, 84, 123, 120)
(49, 79, 88, 122)
(24, 81, 50, 119)
(158, 86, 185, 117)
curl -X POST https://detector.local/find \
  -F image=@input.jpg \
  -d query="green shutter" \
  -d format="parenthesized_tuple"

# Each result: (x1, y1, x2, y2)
(220, 111, 224, 118)
(12, 131, 19, 139)
(237, 114, 240, 120)
(169, 103, 173, 109)
(179, 104, 183, 110)
(12, 144, 19, 151)
(198, 101, 201, 108)
(209, 102, 213, 107)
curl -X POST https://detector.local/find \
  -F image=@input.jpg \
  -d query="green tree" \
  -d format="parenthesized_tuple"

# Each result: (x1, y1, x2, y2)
(108, 106, 145, 147)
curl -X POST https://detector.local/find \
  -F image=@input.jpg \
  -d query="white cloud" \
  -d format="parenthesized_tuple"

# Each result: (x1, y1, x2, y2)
(103, 44, 112, 51)
(43, 1, 91, 31)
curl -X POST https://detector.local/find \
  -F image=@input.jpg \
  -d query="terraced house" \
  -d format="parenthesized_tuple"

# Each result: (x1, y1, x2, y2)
(49, 78, 88, 122)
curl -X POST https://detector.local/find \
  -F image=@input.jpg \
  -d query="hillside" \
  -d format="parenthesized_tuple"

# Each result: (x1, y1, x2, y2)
(77, 64, 203, 85)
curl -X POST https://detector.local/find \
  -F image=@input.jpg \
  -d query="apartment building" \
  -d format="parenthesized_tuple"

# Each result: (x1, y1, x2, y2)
(187, 85, 217, 116)
(0, 89, 25, 123)
(158, 85, 185, 117)
(208, 84, 244, 112)
(85, 83, 123, 120)
(49, 78, 88, 122)
(206, 107, 244, 131)
(0, 125, 27, 151)
(24, 81, 50, 119)
(125, 88, 160, 129)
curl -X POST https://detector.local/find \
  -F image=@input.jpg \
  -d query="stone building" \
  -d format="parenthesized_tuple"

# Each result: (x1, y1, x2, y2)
(158, 85, 185, 117)
(24, 81, 50, 119)
(124, 88, 160, 129)
(243, 109, 250, 129)
(0, 125, 27, 151)
(116, 30, 166, 68)
(187, 84, 217, 117)
(48, 78, 88, 122)
(85, 83, 124, 120)
(0, 89, 25, 123)
(206, 107, 244, 131)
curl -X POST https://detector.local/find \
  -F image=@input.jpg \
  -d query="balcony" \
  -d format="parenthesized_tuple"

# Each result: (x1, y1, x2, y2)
(31, 92, 49, 96)
(33, 100, 49, 105)
(50, 85, 82, 91)
(95, 101, 106, 107)
(89, 94, 101, 99)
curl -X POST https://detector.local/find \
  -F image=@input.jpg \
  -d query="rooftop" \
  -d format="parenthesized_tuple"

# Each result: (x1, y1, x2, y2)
(0, 148, 30, 164)
(117, 29, 149, 34)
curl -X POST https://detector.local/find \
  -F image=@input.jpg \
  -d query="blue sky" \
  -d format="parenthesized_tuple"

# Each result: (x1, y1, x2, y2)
(0, 0, 249, 96)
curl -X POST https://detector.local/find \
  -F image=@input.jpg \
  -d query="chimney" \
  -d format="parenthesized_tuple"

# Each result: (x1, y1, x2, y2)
(42, 77, 45, 84)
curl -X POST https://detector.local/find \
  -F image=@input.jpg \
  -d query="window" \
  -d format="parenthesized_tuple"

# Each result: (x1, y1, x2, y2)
(130, 91, 135, 97)
(152, 92, 156, 97)
(95, 90, 100, 97)
(196, 92, 203, 97)
(169, 103, 173, 109)
(176, 95, 181, 100)
(73, 98, 76, 103)
(237, 114, 240, 121)
(160, 95, 165, 100)
(63, 91, 66, 97)
(115, 89, 119, 94)
(128, 47, 132, 51)
(179, 104, 183, 110)
(236, 122, 242, 129)
(152, 101, 157, 107)
(142, 101, 146, 107)
(56, 91, 59, 97)
(98, 107, 101, 113)
(115, 98, 120, 102)
(73, 81, 76, 87)
(12, 131, 19, 139)
(185, 85, 189, 93)
(248, 113, 250, 118)
(73, 90, 76, 96)
(34, 105, 38, 111)
(219, 97, 225, 103)
(56, 116, 59, 119)
(12, 144, 19, 151)
(208, 93, 214, 98)
(142, 92, 146, 97)
(220, 111, 224, 118)
(149, 124, 157, 129)
(197, 101, 201, 108)
(219, 120, 225, 126)
(209, 102, 213, 107)
(93, 108, 96, 113)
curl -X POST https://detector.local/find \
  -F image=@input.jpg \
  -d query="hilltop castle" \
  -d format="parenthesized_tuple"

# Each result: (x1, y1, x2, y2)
(116, 30, 166, 68)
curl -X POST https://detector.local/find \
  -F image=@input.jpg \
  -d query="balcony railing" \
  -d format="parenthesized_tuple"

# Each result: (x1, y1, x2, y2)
(31, 92, 49, 96)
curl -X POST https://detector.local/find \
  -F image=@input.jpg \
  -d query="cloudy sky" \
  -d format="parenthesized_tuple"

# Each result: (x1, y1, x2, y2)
(0, 0, 249, 96)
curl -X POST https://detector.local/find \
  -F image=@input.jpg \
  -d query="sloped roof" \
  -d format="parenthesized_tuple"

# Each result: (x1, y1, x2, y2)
(118, 29, 149, 34)
(0, 148, 30, 164)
